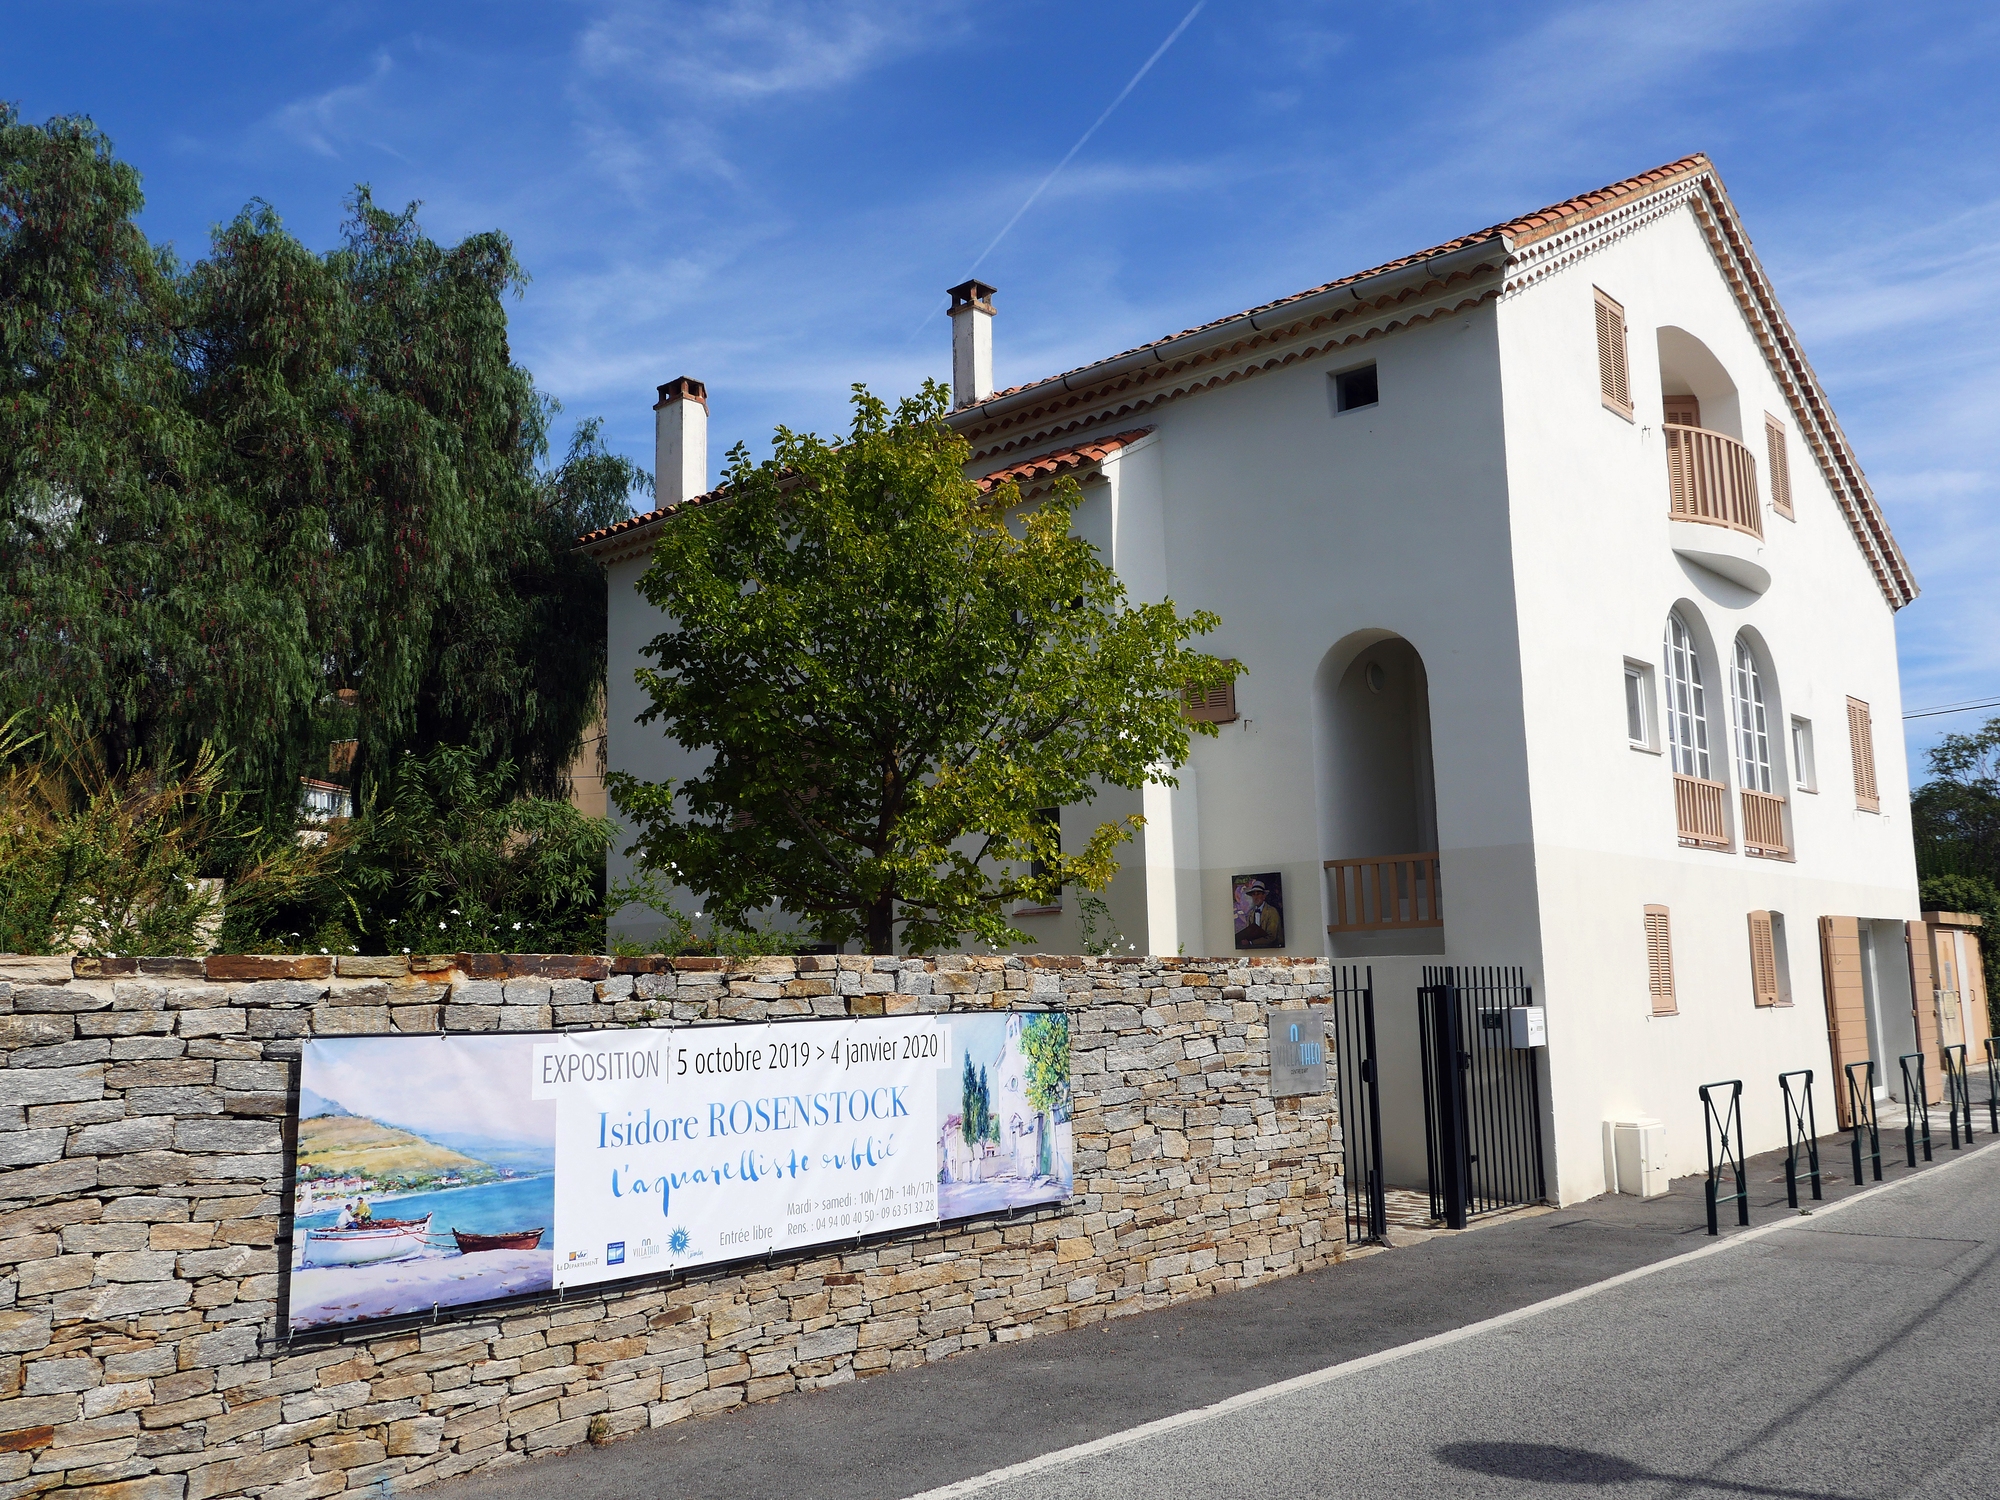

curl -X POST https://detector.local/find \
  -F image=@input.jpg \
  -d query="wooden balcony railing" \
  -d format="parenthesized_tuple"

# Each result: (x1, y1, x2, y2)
(1665, 425, 1762, 539)
(1325, 853, 1442, 933)
(1674, 774, 1731, 850)
(1740, 788, 1789, 857)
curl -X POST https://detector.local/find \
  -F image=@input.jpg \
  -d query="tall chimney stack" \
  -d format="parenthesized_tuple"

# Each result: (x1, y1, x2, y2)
(653, 377, 708, 506)
(946, 280, 996, 407)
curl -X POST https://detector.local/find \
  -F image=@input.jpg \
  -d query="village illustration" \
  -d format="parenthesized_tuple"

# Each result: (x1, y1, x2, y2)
(936, 1012, 1075, 1220)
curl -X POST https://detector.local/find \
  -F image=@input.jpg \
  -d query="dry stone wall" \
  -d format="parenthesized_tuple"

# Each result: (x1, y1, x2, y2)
(0, 951, 1345, 1500)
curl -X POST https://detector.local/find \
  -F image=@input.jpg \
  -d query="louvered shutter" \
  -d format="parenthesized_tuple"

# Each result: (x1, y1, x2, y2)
(1765, 415, 1793, 517)
(1748, 911, 1779, 1007)
(1644, 905, 1676, 1015)
(1594, 290, 1632, 416)
(1819, 916, 1869, 1126)
(1846, 697, 1879, 812)
(1664, 395, 1701, 428)
(1183, 663, 1239, 724)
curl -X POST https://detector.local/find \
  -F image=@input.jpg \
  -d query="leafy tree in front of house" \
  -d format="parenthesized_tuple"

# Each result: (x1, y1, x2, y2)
(608, 382, 1229, 954)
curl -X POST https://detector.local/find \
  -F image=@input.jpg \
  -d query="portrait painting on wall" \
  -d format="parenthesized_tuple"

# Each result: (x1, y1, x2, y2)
(1233, 872, 1285, 950)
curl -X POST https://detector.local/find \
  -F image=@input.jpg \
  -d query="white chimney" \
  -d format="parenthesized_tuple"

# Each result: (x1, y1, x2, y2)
(947, 280, 996, 407)
(653, 376, 708, 506)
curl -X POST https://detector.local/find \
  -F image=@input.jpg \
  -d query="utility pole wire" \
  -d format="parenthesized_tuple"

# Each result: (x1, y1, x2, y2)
(909, 1, 1206, 340)
(1904, 697, 2000, 721)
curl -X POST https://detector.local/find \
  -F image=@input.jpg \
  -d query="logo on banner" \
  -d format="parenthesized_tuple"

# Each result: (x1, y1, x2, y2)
(607, 1242, 625, 1266)
(668, 1227, 691, 1255)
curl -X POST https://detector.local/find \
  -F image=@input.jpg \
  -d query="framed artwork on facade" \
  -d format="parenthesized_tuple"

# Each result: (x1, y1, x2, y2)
(1232, 872, 1285, 950)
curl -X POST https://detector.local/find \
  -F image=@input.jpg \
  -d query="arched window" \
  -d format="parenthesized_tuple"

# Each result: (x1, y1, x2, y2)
(1730, 637, 1773, 794)
(1662, 613, 1712, 781)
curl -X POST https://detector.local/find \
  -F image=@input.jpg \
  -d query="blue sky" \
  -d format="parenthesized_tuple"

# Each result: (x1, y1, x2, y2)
(9, 1, 1997, 772)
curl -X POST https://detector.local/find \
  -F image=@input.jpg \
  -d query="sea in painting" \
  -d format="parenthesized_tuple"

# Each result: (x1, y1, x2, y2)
(288, 1034, 557, 1332)
(935, 1012, 1073, 1220)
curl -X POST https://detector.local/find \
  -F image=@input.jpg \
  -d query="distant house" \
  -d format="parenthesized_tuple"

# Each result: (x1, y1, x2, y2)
(583, 156, 1969, 1203)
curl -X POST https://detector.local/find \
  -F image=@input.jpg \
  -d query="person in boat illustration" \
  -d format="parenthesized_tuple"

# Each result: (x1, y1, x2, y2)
(355, 1197, 373, 1224)
(334, 1201, 357, 1230)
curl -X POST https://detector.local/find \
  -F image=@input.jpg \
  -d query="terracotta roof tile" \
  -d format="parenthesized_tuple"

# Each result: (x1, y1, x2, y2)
(575, 484, 728, 549)
(973, 428, 1154, 493)
(964, 155, 1712, 410)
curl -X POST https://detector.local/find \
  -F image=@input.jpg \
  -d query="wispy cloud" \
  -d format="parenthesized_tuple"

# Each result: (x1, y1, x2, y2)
(269, 50, 398, 161)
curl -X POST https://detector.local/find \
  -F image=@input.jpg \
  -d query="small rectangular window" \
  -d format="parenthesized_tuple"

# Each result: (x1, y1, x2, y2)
(1645, 905, 1676, 1015)
(1594, 289, 1632, 418)
(1333, 364, 1378, 413)
(1018, 806, 1062, 915)
(1791, 717, 1816, 793)
(1846, 697, 1879, 813)
(1624, 659, 1658, 751)
(1765, 414, 1793, 518)
(1183, 663, 1240, 724)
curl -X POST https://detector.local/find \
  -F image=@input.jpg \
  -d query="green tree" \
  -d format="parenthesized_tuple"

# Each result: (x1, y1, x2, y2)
(3, 108, 640, 830)
(960, 1051, 980, 1149)
(609, 382, 1228, 954)
(1020, 1013, 1071, 1120)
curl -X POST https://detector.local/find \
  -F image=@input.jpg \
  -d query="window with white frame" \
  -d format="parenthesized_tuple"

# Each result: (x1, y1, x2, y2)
(1791, 717, 1817, 792)
(1730, 637, 1774, 793)
(1624, 659, 1658, 751)
(1662, 613, 1713, 781)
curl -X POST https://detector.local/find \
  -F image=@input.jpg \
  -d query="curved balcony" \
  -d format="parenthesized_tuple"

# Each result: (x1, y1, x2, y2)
(1665, 425, 1762, 540)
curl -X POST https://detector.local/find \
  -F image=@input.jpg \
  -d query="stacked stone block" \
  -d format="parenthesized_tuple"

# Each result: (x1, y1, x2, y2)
(0, 951, 1344, 1498)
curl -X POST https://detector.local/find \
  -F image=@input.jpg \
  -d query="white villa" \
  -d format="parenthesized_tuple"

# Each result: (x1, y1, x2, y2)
(582, 155, 1982, 1205)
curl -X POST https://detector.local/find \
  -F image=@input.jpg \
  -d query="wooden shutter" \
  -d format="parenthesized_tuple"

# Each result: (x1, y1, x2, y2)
(1819, 916, 1869, 1126)
(1748, 911, 1780, 1007)
(1183, 663, 1239, 724)
(1846, 697, 1879, 812)
(1644, 905, 1676, 1015)
(1962, 931, 1993, 1054)
(1663, 395, 1701, 428)
(1594, 290, 1631, 416)
(1764, 415, 1793, 518)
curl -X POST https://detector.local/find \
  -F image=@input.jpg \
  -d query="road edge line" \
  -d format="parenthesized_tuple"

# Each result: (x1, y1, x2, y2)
(905, 1141, 1995, 1499)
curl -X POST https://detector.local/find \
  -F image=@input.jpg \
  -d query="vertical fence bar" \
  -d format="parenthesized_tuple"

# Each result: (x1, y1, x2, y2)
(1899, 1054, 1932, 1165)
(1988, 1037, 2000, 1137)
(1363, 970, 1385, 1241)
(1779, 1069, 1821, 1207)
(1700, 1080, 1748, 1235)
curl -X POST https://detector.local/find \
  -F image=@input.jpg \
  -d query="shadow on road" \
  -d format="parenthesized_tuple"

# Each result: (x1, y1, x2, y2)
(1435, 1441, 1853, 1498)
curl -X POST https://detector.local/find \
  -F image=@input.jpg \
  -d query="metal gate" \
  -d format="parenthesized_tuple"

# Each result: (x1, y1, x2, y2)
(1326, 966, 1386, 1244)
(1419, 965, 1547, 1229)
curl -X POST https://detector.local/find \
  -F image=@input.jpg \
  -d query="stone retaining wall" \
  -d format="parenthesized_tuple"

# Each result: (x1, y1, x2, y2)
(0, 952, 1345, 1500)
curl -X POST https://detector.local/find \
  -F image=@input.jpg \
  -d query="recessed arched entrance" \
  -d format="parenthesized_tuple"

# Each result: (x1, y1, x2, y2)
(1313, 632, 1442, 959)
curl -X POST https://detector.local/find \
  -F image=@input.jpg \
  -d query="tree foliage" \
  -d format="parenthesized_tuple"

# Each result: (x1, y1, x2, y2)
(609, 383, 1228, 954)
(0, 712, 226, 956)
(1, 106, 639, 829)
(1020, 1013, 1071, 1120)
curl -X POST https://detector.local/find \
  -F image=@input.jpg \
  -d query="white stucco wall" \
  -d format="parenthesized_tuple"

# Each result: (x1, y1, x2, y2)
(1497, 199, 1918, 1202)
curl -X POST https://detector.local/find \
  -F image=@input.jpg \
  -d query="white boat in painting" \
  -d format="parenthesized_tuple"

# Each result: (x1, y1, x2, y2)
(301, 1214, 432, 1267)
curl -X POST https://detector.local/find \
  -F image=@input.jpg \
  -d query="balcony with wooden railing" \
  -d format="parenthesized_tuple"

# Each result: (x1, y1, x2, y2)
(1674, 774, 1732, 851)
(1665, 425, 1761, 539)
(1740, 788, 1789, 858)
(1325, 853, 1442, 933)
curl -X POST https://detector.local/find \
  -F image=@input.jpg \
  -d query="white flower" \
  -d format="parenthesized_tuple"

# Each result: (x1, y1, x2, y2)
(451, 908, 460, 916)
(438, 921, 447, 930)
(512, 922, 522, 931)
(402, 947, 411, 954)
(320, 948, 329, 955)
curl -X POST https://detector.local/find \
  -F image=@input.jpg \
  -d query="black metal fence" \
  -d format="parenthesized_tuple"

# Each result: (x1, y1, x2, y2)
(1323, 967, 1385, 1245)
(1845, 1060, 1882, 1184)
(1419, 966, 1546, 1230)
(1779, 1069, 1822, 1208)
(1699, 1079, 1748, 1235)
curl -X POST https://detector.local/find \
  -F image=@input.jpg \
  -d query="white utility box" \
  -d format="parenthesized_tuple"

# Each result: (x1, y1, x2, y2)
(1611, 1118, 1669, 1198)
(1506, 1006, 1547, 1048)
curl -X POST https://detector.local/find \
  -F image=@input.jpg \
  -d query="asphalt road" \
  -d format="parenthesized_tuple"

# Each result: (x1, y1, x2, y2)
(931, 1142, 2000, 1500)
(442, 1127, 1999, 1500)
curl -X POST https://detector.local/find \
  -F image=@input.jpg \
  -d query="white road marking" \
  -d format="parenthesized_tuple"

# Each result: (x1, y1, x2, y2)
(905, 1144, 1995, 1498)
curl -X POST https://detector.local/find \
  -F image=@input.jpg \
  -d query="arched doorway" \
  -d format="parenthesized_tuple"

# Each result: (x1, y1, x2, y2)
(1313, 633, 1442, 959)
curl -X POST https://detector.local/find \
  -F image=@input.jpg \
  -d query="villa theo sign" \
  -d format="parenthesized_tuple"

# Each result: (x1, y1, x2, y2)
(285, 1013, 1074, 1334)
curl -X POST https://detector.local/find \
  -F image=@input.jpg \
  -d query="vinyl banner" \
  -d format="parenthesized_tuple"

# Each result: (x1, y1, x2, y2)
(287, 1012, 1072, 1334)
(534, 1020, 944, 1288)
